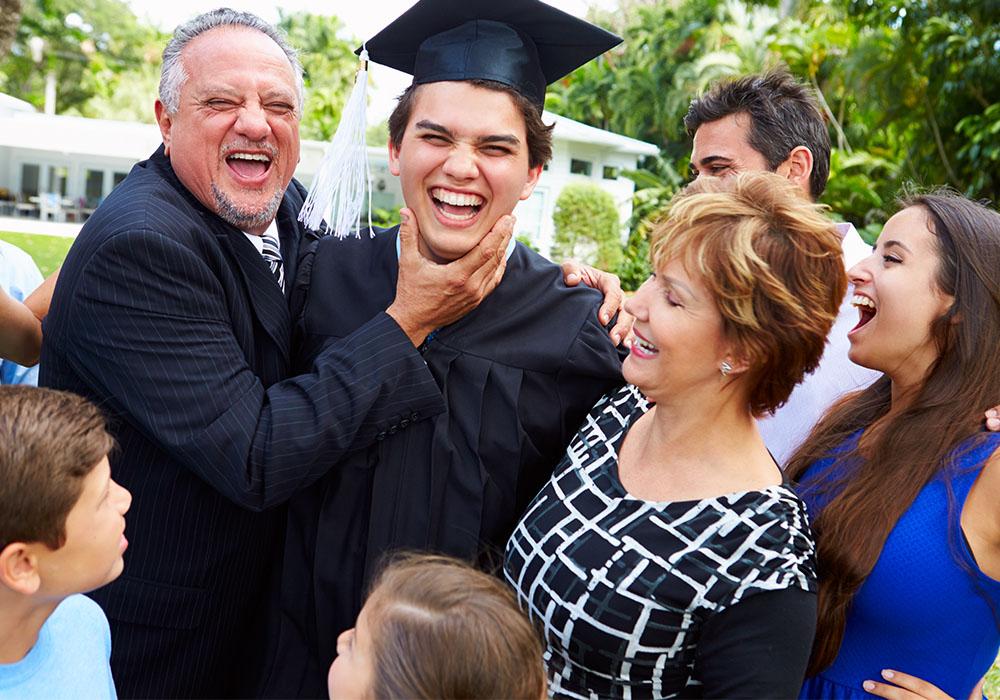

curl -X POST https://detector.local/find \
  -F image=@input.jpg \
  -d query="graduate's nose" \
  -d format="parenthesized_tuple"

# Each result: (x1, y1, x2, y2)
(442, 145, 479, 181)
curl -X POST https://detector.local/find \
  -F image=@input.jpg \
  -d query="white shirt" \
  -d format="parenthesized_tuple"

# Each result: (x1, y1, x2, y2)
(241, 219, 280, 257)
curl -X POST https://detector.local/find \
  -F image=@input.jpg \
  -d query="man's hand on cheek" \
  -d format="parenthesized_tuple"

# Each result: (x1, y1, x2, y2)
(388, 209, 514, 347)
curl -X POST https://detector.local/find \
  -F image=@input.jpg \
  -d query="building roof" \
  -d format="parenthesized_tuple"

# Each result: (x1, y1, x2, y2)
(545, 111, 659, 156)
(0, 111, 163, 159)
(0, 94, 37, 115)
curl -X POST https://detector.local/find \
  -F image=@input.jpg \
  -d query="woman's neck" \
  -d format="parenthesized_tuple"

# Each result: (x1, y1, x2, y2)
(619, 387, 779, 501)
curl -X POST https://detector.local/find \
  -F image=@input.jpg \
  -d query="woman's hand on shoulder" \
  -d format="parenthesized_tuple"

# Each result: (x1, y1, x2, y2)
(863, 669, 984, 700)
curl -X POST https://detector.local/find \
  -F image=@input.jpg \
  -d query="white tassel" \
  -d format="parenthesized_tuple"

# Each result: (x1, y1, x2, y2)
(298, 47, 374, 238)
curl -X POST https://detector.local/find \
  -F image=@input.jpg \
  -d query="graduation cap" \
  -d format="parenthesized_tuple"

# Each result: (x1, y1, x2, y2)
(298, 0, 622, 235)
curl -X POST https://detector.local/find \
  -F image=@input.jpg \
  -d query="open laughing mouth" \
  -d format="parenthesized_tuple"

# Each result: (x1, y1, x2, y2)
(850, 294, 877, 332)
(630, 329, 659, 358)
(430, 187, 484, 222)
(225, 151, 273, 182)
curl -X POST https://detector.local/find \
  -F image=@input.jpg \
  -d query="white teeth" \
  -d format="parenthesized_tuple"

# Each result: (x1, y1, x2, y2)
(851, 294, 876, 310)
(632, 337, 659, 354)
(431, 188, 484, 207)
(228, 153, 270, 162)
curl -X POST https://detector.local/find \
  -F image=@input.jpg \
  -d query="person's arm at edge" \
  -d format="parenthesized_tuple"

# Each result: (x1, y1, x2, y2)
(24, 267, 58, 321)
(0, 285, 41, 366)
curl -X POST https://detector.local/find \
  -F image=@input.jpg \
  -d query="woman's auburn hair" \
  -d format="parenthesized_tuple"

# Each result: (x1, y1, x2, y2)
(786, 191, 1000, 676)
(364, 553, 546, 700)
(649, 171, 847, 416)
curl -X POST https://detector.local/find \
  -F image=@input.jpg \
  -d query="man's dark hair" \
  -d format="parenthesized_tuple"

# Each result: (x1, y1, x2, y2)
(388, 80, 554, 170)
(684, 69, 831, 200)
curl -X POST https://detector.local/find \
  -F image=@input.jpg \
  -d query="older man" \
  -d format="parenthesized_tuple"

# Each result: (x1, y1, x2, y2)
(39, 9, 515, 698)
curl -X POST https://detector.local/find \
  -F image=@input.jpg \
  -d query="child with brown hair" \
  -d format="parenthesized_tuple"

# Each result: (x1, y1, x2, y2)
(327, 554, 545, 700)
(0, 386, 130, 698)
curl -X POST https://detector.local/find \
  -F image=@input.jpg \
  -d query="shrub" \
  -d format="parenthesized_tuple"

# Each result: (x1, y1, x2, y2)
(551, 182, 622, 271)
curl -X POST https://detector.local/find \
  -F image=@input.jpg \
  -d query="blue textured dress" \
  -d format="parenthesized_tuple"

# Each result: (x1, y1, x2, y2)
(796, 432, 1000, 699)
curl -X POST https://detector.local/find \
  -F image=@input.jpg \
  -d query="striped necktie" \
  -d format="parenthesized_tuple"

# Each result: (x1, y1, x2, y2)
(260, 231, 284, 292)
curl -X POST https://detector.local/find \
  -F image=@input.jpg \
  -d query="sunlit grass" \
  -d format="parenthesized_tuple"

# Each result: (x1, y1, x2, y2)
(0, 231, 74, 277)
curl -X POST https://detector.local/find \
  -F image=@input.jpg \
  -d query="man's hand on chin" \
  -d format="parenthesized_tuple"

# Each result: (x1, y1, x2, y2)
(388, 208, 514, 347)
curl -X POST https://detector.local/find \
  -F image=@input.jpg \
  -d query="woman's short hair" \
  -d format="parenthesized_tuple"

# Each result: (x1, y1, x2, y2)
(365, 554, 545, 699)
(650, 172, 847, 416)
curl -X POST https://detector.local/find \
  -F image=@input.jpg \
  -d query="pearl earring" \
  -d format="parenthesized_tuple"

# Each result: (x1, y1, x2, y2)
(720, 361, 733, 377)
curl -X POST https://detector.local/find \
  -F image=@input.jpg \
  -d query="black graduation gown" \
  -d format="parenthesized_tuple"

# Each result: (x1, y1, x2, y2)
(267, 226, 623, 697)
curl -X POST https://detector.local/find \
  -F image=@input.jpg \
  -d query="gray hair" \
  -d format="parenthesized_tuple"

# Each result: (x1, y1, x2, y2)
(158, 8, 305, 115)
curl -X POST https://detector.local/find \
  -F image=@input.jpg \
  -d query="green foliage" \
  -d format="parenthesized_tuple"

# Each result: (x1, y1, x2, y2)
(0, 231, 72, 276)
(554, 0, 999, 274)
(278, 11, 359, 142)
(552, 182, 622, 271)
(0, 0, 165, 115)
(515, 235, 538, 253)
(615, 156, 685, 290)
(370, 207, 399, 229)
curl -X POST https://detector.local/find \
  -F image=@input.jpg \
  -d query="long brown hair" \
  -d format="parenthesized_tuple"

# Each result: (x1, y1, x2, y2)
(786, 191, 1000, 675)
(365, 554, 546, 699)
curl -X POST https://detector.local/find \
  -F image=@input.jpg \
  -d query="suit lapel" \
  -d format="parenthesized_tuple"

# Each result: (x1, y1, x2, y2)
(275, 193, 303, 295)
(213, 220, 291, 365)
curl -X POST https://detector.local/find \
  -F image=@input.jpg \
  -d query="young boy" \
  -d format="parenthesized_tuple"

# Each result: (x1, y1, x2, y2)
(0, 386, 130, 698)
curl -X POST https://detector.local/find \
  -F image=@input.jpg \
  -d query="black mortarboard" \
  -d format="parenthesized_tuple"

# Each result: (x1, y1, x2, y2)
(361, 0, 622, 108)
(300, 0, 621, 236)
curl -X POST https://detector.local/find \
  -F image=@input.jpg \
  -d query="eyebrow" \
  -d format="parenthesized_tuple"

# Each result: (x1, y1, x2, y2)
(881, 239, 912, 254)
(413, 120, 521, 147)
(663, 275, 697, 300)
(692, 155, 733, 170)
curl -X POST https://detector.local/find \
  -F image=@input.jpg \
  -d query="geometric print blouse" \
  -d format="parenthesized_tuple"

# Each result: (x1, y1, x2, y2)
(504, 384, 818, 699)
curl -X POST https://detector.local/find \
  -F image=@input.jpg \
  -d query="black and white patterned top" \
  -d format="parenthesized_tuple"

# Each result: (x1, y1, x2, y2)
(504, 385, 818, 699)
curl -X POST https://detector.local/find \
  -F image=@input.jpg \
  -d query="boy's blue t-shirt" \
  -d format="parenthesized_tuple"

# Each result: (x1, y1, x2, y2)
(0, 594, 116, 699)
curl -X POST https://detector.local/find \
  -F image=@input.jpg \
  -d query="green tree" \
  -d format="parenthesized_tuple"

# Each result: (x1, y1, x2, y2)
(0, 0, 20, 58)
(0, 0, 162, 114)
(278, 11, 359, 142)
(552, 182, 623, 271)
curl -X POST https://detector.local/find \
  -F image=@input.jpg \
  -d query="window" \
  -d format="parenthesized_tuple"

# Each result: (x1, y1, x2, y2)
(112, 172, 128, 189)
(20, 164, 40, 197)
(603, 166, 619, 180)
(569, 158, 592, 176)
(47, 166, 69, 197)
(85, 169, 104, 206)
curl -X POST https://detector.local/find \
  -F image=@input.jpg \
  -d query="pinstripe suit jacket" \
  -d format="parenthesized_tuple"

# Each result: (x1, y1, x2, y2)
(40, 147, 446, 698)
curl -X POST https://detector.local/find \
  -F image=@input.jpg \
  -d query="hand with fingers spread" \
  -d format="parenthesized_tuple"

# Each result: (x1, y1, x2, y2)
(388, 208, 513, 346)
(560, 258, 632, 346)
(863, 669, 986, 700)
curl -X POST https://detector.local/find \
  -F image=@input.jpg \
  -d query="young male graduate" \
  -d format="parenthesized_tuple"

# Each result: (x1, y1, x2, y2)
(264, 1, 626, 695)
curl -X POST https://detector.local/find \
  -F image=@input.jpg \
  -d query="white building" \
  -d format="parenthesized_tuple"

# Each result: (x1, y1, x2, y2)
(0, 97, 657, 256)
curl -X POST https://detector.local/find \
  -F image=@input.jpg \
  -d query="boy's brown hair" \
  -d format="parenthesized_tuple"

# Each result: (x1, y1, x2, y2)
(0, 386, 114, 550)
(365, 554, 546, 699)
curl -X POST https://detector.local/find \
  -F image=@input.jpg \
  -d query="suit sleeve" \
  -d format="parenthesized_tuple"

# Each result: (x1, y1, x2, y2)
(59, 228, 445, 511)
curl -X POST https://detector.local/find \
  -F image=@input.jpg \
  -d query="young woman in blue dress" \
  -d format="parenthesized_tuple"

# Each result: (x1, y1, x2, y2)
(788, 192, 1000, 700)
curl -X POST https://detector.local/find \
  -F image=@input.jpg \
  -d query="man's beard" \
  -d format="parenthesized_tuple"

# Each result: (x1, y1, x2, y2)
(211, 183, 285, 232)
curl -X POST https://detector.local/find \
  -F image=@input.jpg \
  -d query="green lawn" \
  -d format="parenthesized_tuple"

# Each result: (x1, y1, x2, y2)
(987, 655, 999, 700)
(0, 231, 74, 277)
